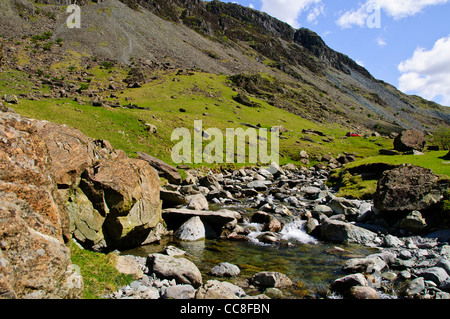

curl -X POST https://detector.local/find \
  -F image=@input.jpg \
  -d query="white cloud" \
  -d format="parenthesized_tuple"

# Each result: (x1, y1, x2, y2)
(336, 6, 368, 28)
(337, 0, 450, 28)
(398, 36, 450, 105)
(261, 0, 323, 28)
(307, 4, 325, 24)
(376, 36, 387, 47)
(374, 0, 450, 19)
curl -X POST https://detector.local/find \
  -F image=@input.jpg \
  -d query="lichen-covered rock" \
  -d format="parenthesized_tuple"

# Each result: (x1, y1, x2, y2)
(35, 117, 164, 251)
(80, 157, 162, 249)
(0, 112, 83, 299)
(374, 164, 445, 213)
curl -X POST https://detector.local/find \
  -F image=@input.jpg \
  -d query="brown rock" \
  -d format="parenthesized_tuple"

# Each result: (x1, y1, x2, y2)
(81, 157, 162, 249)
(394, 129, 426, 152)
(35, 121, 127, 188)
(350, 286, 379, 299)
(0, 113, 83, 299)
(374, 164, 444, 213)
(136, 151, 182, 185)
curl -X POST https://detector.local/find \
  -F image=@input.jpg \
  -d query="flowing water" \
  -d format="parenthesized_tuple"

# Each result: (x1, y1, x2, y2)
(123, 215, 378, 298)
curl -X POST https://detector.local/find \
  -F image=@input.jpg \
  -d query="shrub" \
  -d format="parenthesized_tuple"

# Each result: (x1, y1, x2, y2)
(101, 61, 114, 69)
(432, 125, 450, 150)
(43, 42, 54, 51)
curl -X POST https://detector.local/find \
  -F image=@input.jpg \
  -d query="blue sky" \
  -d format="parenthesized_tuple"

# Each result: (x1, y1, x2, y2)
(216, 0, 450, 106)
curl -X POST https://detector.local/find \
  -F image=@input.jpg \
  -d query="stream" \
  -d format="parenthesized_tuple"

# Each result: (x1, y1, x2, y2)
(122, 202, 378, 298)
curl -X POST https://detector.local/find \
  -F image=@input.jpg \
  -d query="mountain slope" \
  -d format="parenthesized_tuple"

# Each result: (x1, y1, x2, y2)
(1, 0, 449, 134)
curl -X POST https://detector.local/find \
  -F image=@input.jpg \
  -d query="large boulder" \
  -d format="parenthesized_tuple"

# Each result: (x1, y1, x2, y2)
(162, 208, 241, 235)
(79, 157, 162, 249)
(394, 129, 426, 152)
(374, 164, 445, 213)
(0, 112, 83, 299)
(34, 119, 164, 251)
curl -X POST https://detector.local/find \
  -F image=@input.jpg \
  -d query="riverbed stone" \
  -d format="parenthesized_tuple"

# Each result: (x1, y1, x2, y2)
(418, 267, 449, 286)
(343, 256, 387, 274)
(436, 259, 450, 275)
(250, 272, 293, 288)
(186, 194, 209, 211)
(115, 255, 144, 280)
(350, 286, 379, 299)
(331, 273, 368, 296)
(162, 284, 196, 299)
(196, 280, 245, 299)
(147, 253, 203, 288)
(210, 262, 240, 277)
(320, 219, 378, 245)
(398, 211, 427, 233)
(405, 277, 425, 297)
(174, 216, 206, 241)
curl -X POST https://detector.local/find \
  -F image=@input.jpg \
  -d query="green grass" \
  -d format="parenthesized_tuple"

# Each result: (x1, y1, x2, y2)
(345, 151, 450, 177)
(3, 66, 414, 169)
(69, 241, 134, 299)
(328, 151, 450, 200)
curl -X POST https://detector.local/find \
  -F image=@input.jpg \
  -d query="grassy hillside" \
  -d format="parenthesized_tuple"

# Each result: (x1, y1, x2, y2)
(7, 66, 396, 167)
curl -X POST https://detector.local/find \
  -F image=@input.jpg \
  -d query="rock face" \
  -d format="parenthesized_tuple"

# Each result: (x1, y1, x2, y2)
(0, 112, 83, 299)
(393, 130, 426, 152)
(0, 110, 164, 298)
(374, 164, 444, 213)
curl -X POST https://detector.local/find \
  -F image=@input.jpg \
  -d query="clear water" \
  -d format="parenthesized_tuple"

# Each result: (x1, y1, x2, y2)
(122, 220, 378, 298)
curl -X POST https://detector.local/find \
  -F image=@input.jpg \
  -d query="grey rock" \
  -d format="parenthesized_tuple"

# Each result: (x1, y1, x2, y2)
(405, 277, 425, 297)
(328, 197, 360, 220)
(247, 180, 272, 191)
(196, 280, 246, 299)
(174, 216, 206, 241)
(162, 284, 196, 299)
(163, 245, 187, 257)
(147, 253, 203, 288)
(320, 219, 378, 245)
(436, 259, 450, 276)
(398, 211, 427, 233)
(250, 271, 293, 288)
(419, 267, 449, 286)
(343, 257, 387, 274)
(313, 205, 334, 217)
(331, 273, 368, 296)
(210, 262, 240, 277)
(186, 194, 209, 211)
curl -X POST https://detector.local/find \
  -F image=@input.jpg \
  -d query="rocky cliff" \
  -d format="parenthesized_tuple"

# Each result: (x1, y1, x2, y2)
(0, 105, 164, 298)
(0, 0, 448, 132)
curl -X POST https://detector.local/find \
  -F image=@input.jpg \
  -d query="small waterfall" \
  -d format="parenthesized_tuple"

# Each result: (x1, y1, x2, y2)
(244, 219, 318, 245)
(280, 219, 318, 244)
